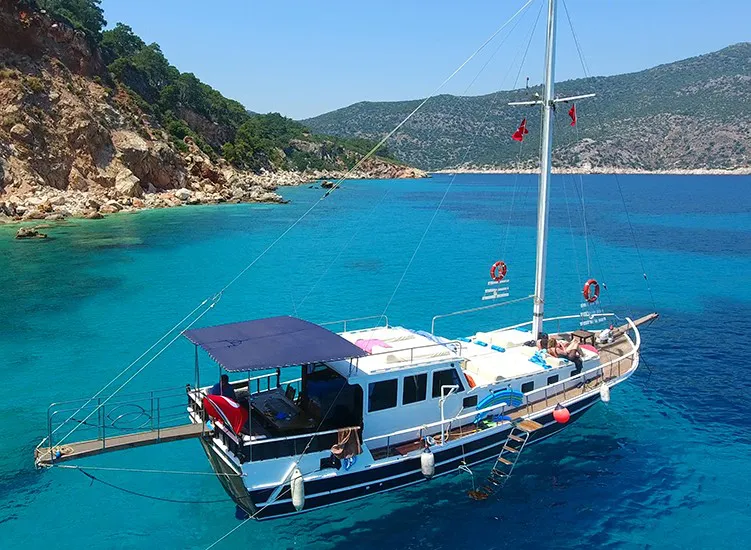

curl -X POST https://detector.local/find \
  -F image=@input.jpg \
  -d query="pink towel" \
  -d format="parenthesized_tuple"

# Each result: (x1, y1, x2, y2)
(355, 338, 392, 353)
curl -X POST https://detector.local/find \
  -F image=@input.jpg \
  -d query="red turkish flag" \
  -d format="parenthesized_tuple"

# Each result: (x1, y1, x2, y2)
(568, 104, 577, 126)
(512, 118, 529, 142)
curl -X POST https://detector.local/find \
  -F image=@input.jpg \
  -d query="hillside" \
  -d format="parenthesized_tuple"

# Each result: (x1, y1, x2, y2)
(0, 0, 423, 223)
(303, 43, 751, 172)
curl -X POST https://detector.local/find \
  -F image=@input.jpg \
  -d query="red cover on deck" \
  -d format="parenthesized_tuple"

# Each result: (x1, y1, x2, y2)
(203, 395, 248, 435)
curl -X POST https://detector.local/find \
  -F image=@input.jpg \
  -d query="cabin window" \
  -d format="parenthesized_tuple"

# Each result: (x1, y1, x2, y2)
(432, 369, 465, 398)
(521, 381, 535, 393)
(402, 373, 427, 405)
(463, 395, 478, 408)
(547, 375, 559, 385)
(368, 379, 398, 412)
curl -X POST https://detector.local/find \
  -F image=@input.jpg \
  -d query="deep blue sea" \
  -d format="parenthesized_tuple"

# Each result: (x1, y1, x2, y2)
(1, 174, 750, 549)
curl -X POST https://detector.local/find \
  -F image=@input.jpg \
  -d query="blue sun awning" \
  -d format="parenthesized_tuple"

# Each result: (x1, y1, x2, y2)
(184, 315, 368, 372)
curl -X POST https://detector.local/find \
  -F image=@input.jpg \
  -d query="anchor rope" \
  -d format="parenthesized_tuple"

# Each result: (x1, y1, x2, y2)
(54, 464, 244, 477)
(46, 0, 538, 451)
(73, 468, 237, 504)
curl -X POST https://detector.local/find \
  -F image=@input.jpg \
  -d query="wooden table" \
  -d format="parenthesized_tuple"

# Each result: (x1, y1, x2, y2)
(571, 329, 596, 345)
(251, 389, 315, 434)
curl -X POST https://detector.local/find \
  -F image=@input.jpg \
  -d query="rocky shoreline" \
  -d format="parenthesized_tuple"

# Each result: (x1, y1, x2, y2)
(0, 131, 427, 227)
(0, 162, 426, 227)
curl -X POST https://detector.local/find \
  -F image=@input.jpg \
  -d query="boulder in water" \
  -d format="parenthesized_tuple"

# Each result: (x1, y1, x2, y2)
(16, 226, 47, 239)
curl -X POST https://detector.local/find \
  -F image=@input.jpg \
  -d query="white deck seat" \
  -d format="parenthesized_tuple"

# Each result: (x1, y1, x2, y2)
(474, 329, 532, 349)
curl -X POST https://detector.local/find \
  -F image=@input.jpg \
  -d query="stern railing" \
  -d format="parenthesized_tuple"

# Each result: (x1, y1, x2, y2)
(38, 385, 192, 458)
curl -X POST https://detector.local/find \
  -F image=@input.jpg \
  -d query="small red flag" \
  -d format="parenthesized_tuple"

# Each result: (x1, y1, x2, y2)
(512, 118, 529, 142)
(568, 104, 577, 126)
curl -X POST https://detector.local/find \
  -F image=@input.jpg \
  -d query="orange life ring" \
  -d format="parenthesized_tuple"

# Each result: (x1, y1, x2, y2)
(464, 372, 476, 388)
(583, 278, 600, 303)
(490, 261, 507, 282)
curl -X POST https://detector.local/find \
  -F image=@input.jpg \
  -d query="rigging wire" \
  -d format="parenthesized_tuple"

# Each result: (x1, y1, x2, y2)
(562, 176, 583, 291)
(294, 186, 393, 312)
(568, 176, 616, 314)
(45, 0, 538, 450)
(500, 1, 545, 261)
(40, 296, 214, 447)
(54, 296, 221, 448)
(297, 4, 534, 315)
(573, 126, 592, 275)
(323, 0, 537, 196)
(561, 0, 657, 311)
(380, 2, 542, 320)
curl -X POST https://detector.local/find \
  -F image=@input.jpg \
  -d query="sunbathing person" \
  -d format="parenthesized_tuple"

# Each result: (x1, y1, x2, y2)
(548, 337, 583, 374)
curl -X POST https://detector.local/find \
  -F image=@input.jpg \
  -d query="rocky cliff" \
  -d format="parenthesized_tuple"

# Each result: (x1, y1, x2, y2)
(0, 1, 425, 224)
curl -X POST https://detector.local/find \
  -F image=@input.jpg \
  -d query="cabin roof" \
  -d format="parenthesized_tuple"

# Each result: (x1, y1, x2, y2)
(184, 316, 368, 372)
(331, 326, 463, 378)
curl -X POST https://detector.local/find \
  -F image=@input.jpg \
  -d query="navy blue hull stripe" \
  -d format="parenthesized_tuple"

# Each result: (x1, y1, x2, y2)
(248, 393, 599, 519)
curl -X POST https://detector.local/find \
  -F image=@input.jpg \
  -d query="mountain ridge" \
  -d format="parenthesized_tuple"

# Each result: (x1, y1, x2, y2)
(303, 42, 751, 171)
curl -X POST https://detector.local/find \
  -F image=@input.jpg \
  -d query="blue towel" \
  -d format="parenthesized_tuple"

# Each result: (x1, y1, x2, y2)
(529, 350, 552, 370)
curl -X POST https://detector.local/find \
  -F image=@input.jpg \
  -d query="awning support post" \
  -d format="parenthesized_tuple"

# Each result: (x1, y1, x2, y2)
(194, 345, 200, 389)
(248, 371, 253, 462)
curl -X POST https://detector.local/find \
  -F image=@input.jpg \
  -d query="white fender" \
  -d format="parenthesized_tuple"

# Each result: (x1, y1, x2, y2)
(599, 383, 611, 403)
(290, 468, 305, 511)
(420, 449, 435, 479)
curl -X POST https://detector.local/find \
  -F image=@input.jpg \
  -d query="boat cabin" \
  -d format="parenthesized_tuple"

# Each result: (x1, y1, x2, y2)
(184, 315, 601, 466)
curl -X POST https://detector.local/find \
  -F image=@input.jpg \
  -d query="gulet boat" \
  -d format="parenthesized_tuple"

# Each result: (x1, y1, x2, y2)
(36, 0, 657, 522)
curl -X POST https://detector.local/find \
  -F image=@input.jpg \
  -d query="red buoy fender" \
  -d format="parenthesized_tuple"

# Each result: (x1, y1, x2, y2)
(583, 278, 600, 303)
(490, 261, 507, 282)
(553, 404, 570, 424)
(464, 372, 476, 389)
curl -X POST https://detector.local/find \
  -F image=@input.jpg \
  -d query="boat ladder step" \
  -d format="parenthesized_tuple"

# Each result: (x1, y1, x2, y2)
(469, 426, 532, 501)
(516, 419, 544, 432)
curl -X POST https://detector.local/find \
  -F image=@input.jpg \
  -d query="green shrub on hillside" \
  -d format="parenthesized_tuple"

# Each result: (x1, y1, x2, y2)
(25, 0, 396, 172)
(37, 0, 106, 40)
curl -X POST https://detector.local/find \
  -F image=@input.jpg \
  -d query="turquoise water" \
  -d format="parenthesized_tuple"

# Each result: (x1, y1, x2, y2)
(1, 174, 750, 548)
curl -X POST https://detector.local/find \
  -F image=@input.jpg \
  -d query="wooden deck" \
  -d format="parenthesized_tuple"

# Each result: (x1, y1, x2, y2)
(508, 332, 636, 420)
(370, 313, 657, 460)
(35, 423, 205, 467)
